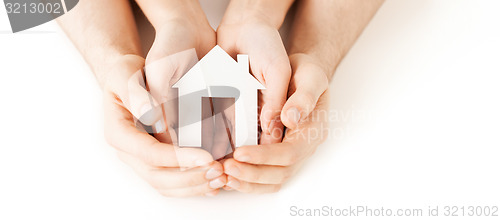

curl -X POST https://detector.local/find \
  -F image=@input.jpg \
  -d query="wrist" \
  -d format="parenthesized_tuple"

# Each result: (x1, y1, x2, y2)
(96, 54, 145, 90)
(220, 0, 294, 29)
(155, 16, 212, 37)
(288, 52, 337, 82)
(137, 0, 210, 31)
(288, 37, 340, 81)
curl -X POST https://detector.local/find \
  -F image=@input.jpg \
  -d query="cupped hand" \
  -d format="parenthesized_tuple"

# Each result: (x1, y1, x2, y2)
(144, 19, 237, 161)
(281, 53, 330, 129)
(144, 19, 215, 141)
(101, 53, 227, 197)
(217, 18, 291, 145)
(222, 53, 330, 193)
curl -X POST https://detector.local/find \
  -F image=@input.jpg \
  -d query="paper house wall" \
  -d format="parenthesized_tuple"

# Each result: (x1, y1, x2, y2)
(172, 46, 265, 147)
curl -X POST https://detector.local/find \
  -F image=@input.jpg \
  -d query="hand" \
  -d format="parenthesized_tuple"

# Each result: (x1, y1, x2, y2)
(145, 18, 237, 161)
(281, 53, 330, 129)
(102, 55, 226, 197)
(217, 17, 291, 145)
(222, 53, 330, 193)
(143, 18, 216, 143)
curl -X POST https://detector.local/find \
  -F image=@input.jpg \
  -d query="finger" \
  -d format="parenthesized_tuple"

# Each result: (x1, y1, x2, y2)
(104, 92, 214, 167)
(282, 92, 331, 147)
(259, 120, 285, 145)
(281, 55, 329, 129)
(234, 93, 331, 166)
(221, 26, 291, 144)
(244, 30, 290, 143)
(158, 175, 227, 197)
(154, 120, 177, 145)
(211, 114, 231, 160)
(145, 50, 198, 142)
(117, 151, 224, 189)
(223, 159, 292, 184)
(232, 142, 310, 166)
(204, 189, 220, 197)
(257, 54, 290, 144)
(145, 48, 199, 108)
(211, 109, 232, 160)
(201, 97, 215, 153)
(225, 176, 281, 194)
(109, 57, 162, 126)
(155, 89, 179, 145)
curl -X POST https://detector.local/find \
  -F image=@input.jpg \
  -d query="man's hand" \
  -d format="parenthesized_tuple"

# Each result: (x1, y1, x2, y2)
(280, 54, 329, 129)
(220, 0, 384, 193)
(221, 54, 330, 193)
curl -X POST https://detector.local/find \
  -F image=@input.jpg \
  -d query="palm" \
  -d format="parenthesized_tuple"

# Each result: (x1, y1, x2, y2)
(143, 21, 236, 161)
(218, 21, 291, 145)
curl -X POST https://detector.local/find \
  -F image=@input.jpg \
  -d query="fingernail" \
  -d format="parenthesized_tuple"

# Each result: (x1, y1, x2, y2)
(139, 104, 158, 125)
(263, 120, 271, 135)
(205, 191, 218, 197)
(287, 107, 301, 126)
(140, 104, 152, 117)
(154, 120, 166, 133)
(209, 178, 225, 189)
(226, 179, 240, 189)
(225, 166, 240, 177)
(270, 119, 283, 139)
(205, 168, 223, 180)
(270, 116, 282, 132)
(237, 155, 251, 162)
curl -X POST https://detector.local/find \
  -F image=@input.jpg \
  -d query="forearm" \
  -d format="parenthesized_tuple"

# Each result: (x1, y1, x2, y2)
(288, 0, 384, 80)
(221, 0, 295, 28)
(134, 0, 210, 30)
(57, 0, 141, 86)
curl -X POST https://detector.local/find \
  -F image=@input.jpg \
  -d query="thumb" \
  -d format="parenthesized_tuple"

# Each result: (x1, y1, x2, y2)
(110, 55, 163, 126)
(281, 56, 329, 129)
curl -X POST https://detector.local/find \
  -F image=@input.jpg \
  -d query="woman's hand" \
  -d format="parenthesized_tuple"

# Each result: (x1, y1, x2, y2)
(222, 54, 330, 193)
(137, 0, 239, 160)
(217, 13, 292, 145)
(102, 55, 226, 197)
(143, 17, 216, 142)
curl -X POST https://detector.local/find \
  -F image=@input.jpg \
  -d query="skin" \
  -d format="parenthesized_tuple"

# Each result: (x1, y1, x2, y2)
(223, 0, 385, 193)
(58, 0, 384, 196)
(218, 0, 295, 145)
(58, 0, 225, 197)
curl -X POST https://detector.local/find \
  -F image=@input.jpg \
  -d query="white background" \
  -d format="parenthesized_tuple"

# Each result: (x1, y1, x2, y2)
(1, 0, 499, 219)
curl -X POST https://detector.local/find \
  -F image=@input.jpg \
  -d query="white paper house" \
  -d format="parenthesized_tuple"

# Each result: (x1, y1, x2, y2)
(173, 46, 265, 147)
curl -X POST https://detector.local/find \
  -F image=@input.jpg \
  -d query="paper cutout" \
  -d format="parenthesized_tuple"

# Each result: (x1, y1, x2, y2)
(173, 46, 265, 148)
